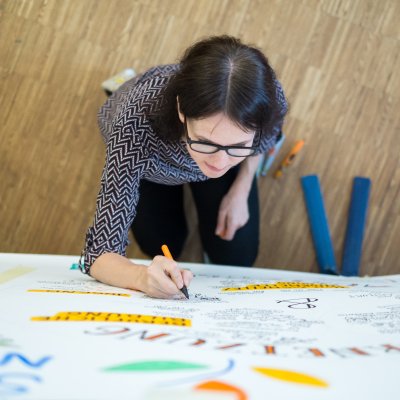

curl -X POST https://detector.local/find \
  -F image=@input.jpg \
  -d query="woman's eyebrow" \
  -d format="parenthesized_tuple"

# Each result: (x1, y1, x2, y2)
(195, 134, 253, 147)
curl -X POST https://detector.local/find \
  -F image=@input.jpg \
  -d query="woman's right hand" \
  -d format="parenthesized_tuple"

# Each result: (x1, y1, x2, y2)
(90, 252, 192, 300)
(143, 255, 193, 299)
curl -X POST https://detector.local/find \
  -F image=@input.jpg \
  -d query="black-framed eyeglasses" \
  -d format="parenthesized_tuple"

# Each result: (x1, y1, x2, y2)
(183, 120, 260, 158)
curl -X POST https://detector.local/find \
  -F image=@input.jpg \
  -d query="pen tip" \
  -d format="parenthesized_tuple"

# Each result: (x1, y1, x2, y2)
(181, 285, 189, 299)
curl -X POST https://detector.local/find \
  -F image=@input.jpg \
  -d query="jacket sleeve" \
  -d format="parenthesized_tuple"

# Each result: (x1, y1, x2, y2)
(79, 112, 146, 275)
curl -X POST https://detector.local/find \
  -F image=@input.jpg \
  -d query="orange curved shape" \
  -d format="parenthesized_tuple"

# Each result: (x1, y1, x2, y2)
(195, 380, 248, 400)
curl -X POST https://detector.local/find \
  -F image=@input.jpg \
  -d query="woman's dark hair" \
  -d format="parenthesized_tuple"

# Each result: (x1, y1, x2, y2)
(149, 35, 283, 142)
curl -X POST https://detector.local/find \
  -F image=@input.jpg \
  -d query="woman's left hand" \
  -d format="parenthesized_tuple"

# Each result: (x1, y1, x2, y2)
(215, 190, 249, 240)
(215, 153, 261, 241)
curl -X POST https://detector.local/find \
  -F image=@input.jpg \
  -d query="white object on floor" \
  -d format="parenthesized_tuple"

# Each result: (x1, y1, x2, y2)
(101, 68, 136, 94)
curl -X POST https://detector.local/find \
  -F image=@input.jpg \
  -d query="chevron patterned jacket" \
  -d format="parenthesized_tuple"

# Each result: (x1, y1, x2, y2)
(80, 64, 287, 274)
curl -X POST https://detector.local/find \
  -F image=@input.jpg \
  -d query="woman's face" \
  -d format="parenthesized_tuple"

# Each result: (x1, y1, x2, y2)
(179, 111, 256, 178)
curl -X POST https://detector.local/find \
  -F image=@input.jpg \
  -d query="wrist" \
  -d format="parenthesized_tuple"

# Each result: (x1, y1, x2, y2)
(230, 178, 252, 198)
(231, 155, 261, 195)
(132, 264, 149, 292)
(91, 253, 149, 293)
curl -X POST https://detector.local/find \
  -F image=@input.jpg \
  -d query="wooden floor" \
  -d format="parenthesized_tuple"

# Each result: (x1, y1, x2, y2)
(1, 0, 399, 276)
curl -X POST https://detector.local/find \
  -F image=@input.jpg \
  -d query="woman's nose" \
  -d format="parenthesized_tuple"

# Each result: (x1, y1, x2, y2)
(208, 149, 229, 166)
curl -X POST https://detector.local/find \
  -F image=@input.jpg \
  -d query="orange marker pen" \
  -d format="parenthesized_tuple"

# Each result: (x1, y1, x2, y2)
(161, 244, 189, 299)
(274, 140, 305, 179)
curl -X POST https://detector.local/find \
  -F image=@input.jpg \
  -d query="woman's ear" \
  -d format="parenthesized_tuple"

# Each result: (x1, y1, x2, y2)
(176, 96, 185, 123)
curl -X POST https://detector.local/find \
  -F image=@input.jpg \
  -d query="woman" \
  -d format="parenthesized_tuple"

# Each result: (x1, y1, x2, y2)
(80, 35, 288, 299)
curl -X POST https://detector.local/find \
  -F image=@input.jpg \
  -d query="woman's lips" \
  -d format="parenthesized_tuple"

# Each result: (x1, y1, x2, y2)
(205, 162, 226, 173)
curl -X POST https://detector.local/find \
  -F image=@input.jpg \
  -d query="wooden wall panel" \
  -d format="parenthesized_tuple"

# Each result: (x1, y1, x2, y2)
(1, 0, 399, 276)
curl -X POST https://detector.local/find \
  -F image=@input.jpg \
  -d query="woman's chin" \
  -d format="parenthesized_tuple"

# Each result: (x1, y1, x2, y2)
(204, 171, 225, 178)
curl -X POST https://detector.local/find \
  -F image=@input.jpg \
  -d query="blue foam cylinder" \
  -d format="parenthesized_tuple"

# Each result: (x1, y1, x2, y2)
(341, 177, 371, 276)
(301, 175, 337, 275)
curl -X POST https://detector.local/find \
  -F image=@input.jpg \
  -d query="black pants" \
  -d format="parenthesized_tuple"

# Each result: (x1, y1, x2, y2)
(131, 166, 259, 266)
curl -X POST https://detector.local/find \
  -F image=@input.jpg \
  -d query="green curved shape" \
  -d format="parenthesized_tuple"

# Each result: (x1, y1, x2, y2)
(104, 360, 208, 372)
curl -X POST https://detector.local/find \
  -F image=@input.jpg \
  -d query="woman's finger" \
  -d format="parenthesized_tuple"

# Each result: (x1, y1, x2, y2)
(181, 269, 193, 287)
(162, 259, 185, 289)
(215, 206, 228, 237)
(148, 257, 184, 295)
